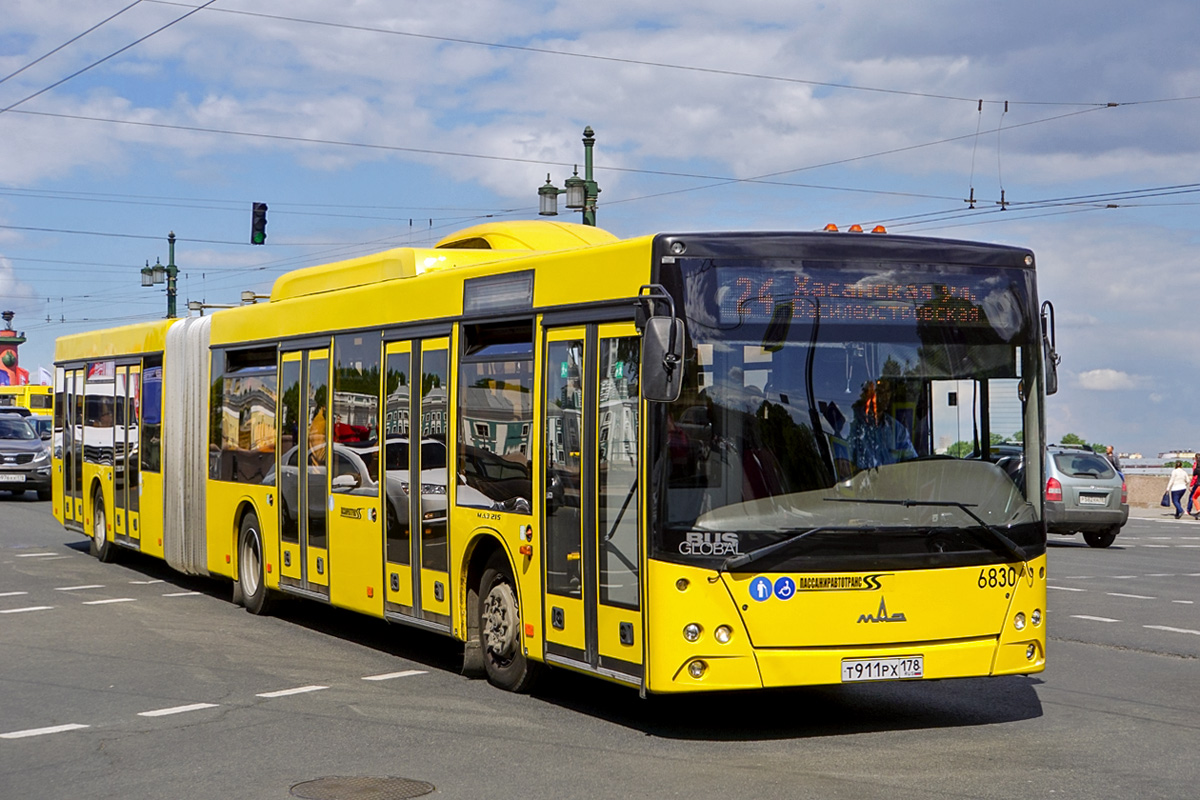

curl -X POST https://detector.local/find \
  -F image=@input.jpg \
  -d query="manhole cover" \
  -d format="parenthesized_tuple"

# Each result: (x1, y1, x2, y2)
(290, 776, 435, 800)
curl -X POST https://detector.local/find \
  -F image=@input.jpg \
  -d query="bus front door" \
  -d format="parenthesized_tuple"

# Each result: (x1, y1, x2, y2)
(542, 323, 643, 686)
(278, 348, 331, 599)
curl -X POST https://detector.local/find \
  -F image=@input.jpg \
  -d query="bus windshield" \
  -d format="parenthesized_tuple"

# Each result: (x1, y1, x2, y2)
(656, 254, 1043, 571)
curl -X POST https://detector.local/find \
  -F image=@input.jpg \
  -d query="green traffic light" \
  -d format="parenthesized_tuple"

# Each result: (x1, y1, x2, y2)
(251, 202, 268, 245)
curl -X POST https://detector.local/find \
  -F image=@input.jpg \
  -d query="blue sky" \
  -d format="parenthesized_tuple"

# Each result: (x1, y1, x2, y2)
(1, 1, 1198, 456)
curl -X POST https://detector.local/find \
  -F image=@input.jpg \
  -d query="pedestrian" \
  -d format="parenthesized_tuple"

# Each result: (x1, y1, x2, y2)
(1165, 460, 1190, 519)
(1187, 454, 1200, 518)
(1105, 445, 1122, 475)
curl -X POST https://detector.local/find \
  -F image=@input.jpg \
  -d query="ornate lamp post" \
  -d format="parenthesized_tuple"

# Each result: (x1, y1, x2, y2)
(537, 126, 600, 226)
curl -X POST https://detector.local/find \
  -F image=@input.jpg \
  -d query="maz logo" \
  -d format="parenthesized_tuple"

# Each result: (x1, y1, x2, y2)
(857, 597, 907, 623)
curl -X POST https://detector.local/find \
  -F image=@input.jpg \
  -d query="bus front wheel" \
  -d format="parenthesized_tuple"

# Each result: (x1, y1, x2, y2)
(90, 490, 114, 563)
(478, 553, 541, 693)
(238, 513, 273, 615)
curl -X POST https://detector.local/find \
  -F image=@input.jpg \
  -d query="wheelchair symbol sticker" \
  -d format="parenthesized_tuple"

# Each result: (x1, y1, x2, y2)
(773, 576, 796, 600)
(749, 576, 773, 602)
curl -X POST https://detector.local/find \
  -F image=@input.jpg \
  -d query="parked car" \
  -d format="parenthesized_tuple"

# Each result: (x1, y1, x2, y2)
(0, 414, 52, 500)
(1044, 444, 1128, 548)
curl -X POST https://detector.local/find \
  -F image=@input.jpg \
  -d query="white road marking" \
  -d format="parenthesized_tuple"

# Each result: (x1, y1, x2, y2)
(1172, 600, 1194, 604)
(128, 579, 164, 585)
(0, 723, 89, 739)
(138, 703, 219, 717)
(1144, 625, 1200, 636)
(0, 591, 29, 597)
(1048, 585, 1087, 592)
(0, 605, 53, 614)
(1071, 615, 1121, 623)
(1141, 544, 1170, 548)
(15, 553, 57, 558)
(1106, 593, 1155, 600)
(362, 670, 427, 681)
(1112, 575, 1138, 579)
(162, 591, 201, 597)
(256, 685, 328, 698)
(1146, 574, 1176, 577)
(55, 585, 104, 592)
(82, 598, 137, 605)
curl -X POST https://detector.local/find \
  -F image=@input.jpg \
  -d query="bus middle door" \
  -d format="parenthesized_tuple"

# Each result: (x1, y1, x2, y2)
(278, 348, 331, 599)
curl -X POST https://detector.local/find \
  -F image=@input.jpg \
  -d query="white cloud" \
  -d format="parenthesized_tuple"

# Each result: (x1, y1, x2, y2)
(1077, 368, 1138, 390)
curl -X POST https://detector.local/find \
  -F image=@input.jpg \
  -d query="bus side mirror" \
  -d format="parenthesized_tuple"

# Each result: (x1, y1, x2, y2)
(1041, 300, 1060, 396)
(642, 317, 684, 402)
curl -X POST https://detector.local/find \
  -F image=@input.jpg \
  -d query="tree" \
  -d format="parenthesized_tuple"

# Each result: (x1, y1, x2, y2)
(1060, 433, 1087, 446)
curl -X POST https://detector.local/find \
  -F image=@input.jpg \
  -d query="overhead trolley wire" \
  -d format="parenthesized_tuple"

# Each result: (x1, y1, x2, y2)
(0, 0, 218, 115)
(0, 0, 144, 87)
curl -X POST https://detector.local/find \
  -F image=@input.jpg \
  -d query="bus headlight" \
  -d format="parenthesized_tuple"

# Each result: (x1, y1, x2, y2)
(1014, 612, 1026, 631)
(714, 625, 733, 644)
(687, 659, 707, 678)
(682, 623, 702, 642)
(1026, 644, 1037, 660)
(1031, 608, 1042, 627)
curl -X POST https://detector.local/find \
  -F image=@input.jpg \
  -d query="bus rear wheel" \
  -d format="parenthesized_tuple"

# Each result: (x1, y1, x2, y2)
(238, 512, 273, 615)
(478, 553, 540, 693)
(90, 490, 114, 562)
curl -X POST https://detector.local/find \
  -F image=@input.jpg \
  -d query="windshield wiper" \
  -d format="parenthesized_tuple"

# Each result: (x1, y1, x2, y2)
(826, 497, 1029, 566)
(721, 527, 830, 573)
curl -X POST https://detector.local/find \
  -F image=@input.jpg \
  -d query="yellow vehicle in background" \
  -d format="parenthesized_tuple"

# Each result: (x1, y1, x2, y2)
(52, 220, 1055, 695)
(0, 384, 53, 415)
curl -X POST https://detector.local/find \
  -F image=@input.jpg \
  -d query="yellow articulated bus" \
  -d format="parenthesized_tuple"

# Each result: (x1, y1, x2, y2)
(0, 384, 53, 415)
(53, 219, 1057, 695)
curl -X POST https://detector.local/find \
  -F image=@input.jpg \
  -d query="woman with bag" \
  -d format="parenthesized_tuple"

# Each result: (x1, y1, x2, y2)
(1165, 461, 1190, 519)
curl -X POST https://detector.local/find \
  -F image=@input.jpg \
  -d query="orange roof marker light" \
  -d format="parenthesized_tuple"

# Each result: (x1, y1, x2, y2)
(824, 223, 839, 232)
(871, 225, 888, 234)
(848, 224, 864, 233)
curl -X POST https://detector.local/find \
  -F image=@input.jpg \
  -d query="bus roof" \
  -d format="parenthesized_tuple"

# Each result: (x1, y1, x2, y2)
(55, 318, 175, 363)
(270, 220, 621, 303)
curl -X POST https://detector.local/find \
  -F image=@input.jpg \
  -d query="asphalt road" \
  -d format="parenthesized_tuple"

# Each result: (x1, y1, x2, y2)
(2, 500, 1198, 800)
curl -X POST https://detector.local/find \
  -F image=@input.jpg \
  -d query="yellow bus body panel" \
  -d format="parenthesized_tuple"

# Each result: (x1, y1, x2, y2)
(645, 555, 1046, 693)
(328, 492, 384, 618)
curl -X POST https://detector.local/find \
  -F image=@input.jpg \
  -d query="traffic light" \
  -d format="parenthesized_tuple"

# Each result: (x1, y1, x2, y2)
(250, 202, 268, 245)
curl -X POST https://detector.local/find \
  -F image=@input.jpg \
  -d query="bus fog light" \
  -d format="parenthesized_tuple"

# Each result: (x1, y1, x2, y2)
(714, 625, 733, 644)
(687, 659, 707, 678)
(1031, 608, 1042, 626)
(1013, 612, 1026, 631)
(683, 623, 702, 642)
(1026, 644, 1037, 660)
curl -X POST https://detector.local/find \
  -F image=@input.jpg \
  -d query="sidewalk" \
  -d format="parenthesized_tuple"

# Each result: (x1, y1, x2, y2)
(1128, 504, 1200, 521)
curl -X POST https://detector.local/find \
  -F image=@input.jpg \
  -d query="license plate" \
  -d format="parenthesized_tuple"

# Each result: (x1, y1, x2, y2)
(1078, 494, 1107, 505)
(842, 656, 924, 682)
(0, 473, 25, 483)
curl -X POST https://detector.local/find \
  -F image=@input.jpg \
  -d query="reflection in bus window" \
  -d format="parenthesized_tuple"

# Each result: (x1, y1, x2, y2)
(333, 333, 381, 494)
(458, 358, 532, 514)
(598, 336, 640, 609)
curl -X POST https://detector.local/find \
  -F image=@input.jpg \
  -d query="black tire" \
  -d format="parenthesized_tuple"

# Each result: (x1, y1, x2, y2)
(89, 489, 115, 562)
(1083, 528, 1119, 548)
(237, 512, 273, 615)
(478, 552, 541, 692)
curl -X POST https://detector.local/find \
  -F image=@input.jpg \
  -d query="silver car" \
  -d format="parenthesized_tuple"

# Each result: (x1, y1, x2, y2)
(1044, 444, 1128, 548)
(0, 414, 52, 500)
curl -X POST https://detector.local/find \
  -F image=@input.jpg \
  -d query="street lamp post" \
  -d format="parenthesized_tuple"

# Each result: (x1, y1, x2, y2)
(140, 231, 180, 318)
(537, 126, 601, 226)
